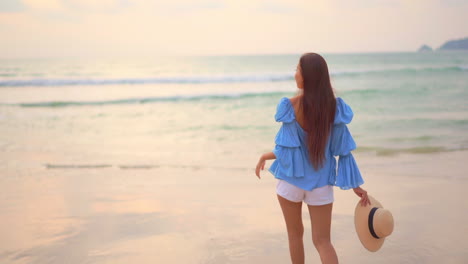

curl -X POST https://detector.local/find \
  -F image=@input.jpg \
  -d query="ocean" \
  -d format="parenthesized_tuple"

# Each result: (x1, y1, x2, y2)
(1, 52, 467, 171)
(1, 52, 468, 263)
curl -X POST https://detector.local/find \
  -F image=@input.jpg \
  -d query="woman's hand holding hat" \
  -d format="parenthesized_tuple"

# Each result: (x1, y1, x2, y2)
(353, 186, 371, 207)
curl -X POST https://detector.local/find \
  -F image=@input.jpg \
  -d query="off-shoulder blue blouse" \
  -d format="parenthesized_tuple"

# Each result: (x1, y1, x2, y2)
(268, 97, 364, 191)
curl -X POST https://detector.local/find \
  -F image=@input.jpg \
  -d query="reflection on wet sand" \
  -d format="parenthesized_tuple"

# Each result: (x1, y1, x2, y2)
(1, 151, 468, 263)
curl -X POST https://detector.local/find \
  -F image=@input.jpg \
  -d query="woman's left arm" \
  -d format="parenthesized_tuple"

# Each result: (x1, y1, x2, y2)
(255, 152, 276, 179)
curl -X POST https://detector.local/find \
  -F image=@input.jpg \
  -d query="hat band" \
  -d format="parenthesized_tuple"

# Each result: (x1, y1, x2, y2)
(368, 207, 380, 239)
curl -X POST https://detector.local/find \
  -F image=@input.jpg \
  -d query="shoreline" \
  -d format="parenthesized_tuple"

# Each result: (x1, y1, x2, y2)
(0, 150, 467, 263)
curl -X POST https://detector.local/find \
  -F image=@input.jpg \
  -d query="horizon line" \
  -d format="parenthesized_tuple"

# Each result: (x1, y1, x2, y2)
(2, 49, 467, 60)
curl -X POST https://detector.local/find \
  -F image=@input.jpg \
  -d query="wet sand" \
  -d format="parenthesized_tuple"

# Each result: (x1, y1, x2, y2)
(1, 149, 467, 264)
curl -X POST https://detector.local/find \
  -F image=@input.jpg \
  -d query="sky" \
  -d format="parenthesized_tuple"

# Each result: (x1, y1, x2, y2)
(0, 0, 467, 58)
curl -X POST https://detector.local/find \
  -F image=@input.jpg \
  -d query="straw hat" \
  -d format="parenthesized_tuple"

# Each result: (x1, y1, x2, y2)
(354, 195, 394, 252)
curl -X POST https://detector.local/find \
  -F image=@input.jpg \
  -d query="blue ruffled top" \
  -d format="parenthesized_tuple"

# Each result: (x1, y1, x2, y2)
(268, 97, 364, 191)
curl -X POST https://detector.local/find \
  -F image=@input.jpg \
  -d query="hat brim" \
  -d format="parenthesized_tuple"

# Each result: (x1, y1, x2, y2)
(354, 195, 385, 252)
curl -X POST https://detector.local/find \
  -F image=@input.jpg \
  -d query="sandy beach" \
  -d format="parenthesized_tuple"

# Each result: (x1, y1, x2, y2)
(1, 147, 467, 263)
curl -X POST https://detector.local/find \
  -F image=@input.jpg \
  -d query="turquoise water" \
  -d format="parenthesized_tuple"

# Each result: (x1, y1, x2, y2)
(0, 52, 467, 169)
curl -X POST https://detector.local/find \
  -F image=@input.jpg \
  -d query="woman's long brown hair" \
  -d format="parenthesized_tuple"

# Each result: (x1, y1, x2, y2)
(299, 53, 336, 170)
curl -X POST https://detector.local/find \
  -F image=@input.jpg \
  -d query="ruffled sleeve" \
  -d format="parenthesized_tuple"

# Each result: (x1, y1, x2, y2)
(269, 97, 307, 178)
(330, 98, 365, 190)
(274, 97, 295, 123)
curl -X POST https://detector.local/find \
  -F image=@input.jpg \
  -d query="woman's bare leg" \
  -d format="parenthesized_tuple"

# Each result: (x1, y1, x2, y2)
(277, 194, 304, 264)
(307, 202, 338, 264)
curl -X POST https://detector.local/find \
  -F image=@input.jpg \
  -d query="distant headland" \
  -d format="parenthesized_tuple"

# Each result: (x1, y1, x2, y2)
(418, 37, 468, 52)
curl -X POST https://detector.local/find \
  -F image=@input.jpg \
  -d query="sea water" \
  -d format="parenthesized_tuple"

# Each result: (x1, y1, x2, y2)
(0, 52, 467, 171)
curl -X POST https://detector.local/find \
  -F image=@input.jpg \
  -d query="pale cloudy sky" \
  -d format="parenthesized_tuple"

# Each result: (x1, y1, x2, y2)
(0, 0, 467, 58)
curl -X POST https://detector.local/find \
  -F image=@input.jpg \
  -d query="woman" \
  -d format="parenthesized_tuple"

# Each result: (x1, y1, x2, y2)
(255, 53, 370, 264)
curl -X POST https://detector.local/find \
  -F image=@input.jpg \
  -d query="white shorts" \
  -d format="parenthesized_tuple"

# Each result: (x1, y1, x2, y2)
(276, 179, 334, 206)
